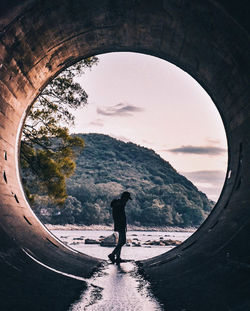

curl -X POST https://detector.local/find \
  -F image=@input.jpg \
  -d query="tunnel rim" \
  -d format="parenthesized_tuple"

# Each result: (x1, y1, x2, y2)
(17, 48, 230, 261)
(0, 0, 248, 283)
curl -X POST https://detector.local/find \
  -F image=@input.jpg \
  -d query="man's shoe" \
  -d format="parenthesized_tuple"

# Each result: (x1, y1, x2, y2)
(108, 253, 116, 264)
(115, 258, 126, 265)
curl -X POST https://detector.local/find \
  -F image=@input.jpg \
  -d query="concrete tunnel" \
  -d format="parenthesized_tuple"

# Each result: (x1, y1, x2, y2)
(0, 0, 249, 310)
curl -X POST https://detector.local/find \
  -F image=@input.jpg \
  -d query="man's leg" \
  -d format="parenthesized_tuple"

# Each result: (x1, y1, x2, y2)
(108, 229, 126, 263)
(116, 230, 126, 260)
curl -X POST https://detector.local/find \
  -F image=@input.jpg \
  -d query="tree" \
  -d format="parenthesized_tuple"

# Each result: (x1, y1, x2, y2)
(20, 57, 99, 205)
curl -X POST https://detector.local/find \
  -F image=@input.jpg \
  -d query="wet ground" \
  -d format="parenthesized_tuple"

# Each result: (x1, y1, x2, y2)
(68, 261, 163, 311)
(51, 229, 193, 311)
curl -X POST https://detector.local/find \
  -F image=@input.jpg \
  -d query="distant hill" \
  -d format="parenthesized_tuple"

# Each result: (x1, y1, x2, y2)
(33, 133, 214, 227)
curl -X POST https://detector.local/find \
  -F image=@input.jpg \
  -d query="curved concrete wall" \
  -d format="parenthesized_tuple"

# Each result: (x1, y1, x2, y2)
(0, 1, 249, 310)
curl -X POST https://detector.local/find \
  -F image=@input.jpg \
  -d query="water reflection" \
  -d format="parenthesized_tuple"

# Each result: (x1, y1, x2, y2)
(69, 262, 163, 311)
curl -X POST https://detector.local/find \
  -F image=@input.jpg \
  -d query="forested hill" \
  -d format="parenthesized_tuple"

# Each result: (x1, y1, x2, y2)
(32, 133, 214, 227)
(54, 133, 213, 227)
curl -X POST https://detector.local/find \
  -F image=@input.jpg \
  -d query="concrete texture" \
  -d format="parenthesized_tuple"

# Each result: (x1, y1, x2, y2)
(0, 1, 249, 310)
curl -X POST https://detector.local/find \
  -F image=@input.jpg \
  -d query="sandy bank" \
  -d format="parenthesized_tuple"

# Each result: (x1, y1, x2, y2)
(45, 224, 196, 232)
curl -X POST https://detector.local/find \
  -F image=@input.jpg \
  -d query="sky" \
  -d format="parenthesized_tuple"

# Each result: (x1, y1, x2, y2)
(71, 52, 228, 202)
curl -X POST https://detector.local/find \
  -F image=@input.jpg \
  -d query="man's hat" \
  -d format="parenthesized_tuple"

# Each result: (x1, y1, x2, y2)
(121, 191, 132, 200)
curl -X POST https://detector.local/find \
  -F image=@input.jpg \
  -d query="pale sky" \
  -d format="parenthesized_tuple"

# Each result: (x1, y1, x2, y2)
(71, 52, 228, 202)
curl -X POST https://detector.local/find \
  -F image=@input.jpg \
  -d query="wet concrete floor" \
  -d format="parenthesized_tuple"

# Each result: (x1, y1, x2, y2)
(69, 261, 163, 311)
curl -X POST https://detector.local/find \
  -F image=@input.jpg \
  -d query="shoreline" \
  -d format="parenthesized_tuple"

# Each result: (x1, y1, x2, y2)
(45, 224, 197, 232)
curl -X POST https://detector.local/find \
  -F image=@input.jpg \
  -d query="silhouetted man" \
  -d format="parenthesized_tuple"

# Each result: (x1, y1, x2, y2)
(108, 191, 132, 264)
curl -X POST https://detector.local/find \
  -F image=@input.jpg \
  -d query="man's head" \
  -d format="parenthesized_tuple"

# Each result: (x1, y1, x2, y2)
(121, 191, 132, 201)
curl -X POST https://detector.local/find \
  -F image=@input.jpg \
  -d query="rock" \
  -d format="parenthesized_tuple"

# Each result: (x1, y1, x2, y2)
(174, 240, 182, 246)
(143, 240, 153, 245)
(73, 237, 84, 241)
(85, 238, 100, 244)
(131, 234, 138, 236)
(132, 238, 139, 241)
(163, 239, 182, 246)
(100, 233, 118, 247)
(70, 241, 80, 245)
(142, 239, 182, 246)
(152, 240, 160, 245)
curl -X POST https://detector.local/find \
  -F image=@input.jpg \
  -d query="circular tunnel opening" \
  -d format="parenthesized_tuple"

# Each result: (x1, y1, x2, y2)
(20, 51, 228, 261)
(0, 1, 249, 310)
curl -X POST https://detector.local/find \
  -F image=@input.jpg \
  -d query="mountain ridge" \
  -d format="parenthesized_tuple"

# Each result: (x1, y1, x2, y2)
(49, 133, 214, 227)
(32, 133, 214, 227)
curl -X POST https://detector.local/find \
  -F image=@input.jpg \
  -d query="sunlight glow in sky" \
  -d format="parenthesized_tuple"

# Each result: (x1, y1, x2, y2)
(72, 52, 228, 201)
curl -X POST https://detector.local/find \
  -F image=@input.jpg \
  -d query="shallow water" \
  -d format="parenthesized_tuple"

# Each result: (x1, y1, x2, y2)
(68, 262, 163, 311)
(51, 230, 193, 310)
(51, 229, 193, 261)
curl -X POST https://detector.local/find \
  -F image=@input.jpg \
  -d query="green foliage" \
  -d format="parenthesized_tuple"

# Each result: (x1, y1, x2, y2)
(33, 133, 215, 227)
(20, 57, 98, 205)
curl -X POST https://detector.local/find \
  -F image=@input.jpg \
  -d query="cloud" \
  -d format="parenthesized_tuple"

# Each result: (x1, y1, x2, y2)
(97, 103, 144, 117)
(206, 138, 221, 145)
(89, 119, 104, 127)
(181, 170, 226, 201)
(166, 145, 227, 156)
(181, 170, 226, 184)
(193, 184, 222, 202)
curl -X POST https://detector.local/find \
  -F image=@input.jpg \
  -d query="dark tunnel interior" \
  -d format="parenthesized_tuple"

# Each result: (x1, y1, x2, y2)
(0, 1, 249, 310)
